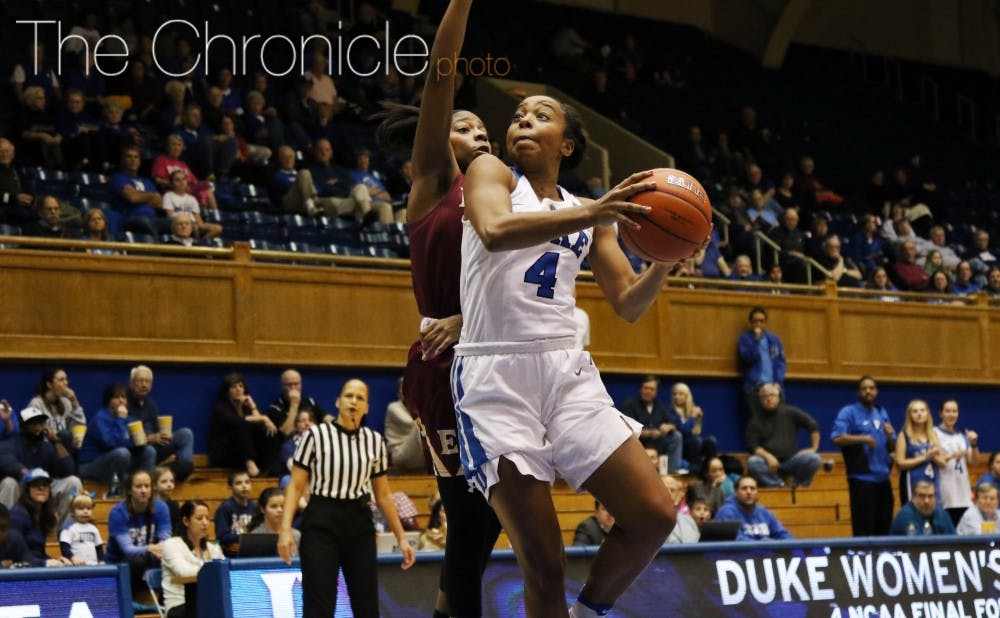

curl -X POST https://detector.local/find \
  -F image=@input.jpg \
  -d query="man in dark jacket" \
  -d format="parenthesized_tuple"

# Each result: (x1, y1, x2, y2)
(619, 375, 684, 474)
(0, 407, 82, 521)
(745, 383, 822, 488)
(572, 500, 615, 546)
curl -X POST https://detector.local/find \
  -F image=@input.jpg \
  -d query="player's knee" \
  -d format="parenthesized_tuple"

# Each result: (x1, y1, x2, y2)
(521, 550, 567, 596)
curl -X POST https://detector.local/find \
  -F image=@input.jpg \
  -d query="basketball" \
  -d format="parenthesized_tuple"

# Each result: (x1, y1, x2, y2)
(620, 168, 713, 263)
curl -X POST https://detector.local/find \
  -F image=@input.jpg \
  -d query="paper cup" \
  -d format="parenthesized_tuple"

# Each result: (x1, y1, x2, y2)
(158, 415, 173, 439)
(127, 420, 147, 446)
(71, 425, 87, 448)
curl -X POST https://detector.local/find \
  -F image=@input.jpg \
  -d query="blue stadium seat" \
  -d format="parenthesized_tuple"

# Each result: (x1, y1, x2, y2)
(288, 242, 328, 254)
(322, 218, 362, 248)
(117, 232, 158, 244)
(0, 224, 22, 236)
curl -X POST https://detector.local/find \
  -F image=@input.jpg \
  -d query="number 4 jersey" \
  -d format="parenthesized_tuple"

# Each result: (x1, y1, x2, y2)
(458, 172, 591, 349)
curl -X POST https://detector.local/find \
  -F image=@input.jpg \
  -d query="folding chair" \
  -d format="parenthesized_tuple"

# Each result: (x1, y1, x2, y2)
(143, 567, 167, 618)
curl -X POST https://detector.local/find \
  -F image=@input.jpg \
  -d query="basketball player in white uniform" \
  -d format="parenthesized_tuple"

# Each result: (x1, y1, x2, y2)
(937, 399, 979, 525)
(453, 95, 707, 618)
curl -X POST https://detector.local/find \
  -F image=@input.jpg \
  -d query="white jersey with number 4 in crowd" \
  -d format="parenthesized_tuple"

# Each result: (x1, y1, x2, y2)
(458, 172, 591, 353)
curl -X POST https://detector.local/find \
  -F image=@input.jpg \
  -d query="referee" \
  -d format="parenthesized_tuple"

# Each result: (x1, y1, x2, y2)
(279, 378, 415, 617)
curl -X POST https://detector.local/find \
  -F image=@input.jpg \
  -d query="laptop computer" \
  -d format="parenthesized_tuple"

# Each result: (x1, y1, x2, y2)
(375, 531, 421, 554)
(698, 520, 741, 542)
(237, 533, 279, 557)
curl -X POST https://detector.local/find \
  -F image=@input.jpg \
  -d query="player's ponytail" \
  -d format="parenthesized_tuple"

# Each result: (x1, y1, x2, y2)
(374, 102, 421, 152)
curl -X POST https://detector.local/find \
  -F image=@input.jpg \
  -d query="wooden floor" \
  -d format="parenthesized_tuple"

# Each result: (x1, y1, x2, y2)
(53, 451, 992, 556)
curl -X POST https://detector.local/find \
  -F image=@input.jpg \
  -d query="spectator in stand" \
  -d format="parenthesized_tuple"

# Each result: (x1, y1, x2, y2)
(161, 171, 221, 239)
(849, 213, 888, 276)
(23, 195, 74, 239)
(719, 186, 756, 258)
(309, 138, 391, 224)
(161, 500, 225, 617)
(418, 494, 447, 551)
(746, 383, 822, 488)
(78, 384, 157, 493)
(158, 81, 188, 136)
(669, 383, 716, 473)
(305, 53, 338, 107)
(891, 241, 930, 291)
(815, 235, 864, 287)
(266, 369, 329, 437)
(27, 368, 86, 449)
(351, 148, 403, 223)
(110, 59, 159, 124)
(384, 377, 424, 470)
(152, 465, 181, 533)
(953, 261, 980, 296)
(728, 254, 761, 283)
(889, 479, 955, 536)
(248, 486, 300, 549)
(865, 266, 900, 302)
(711, 132, 744, 184)
(749, 187, 783, 229)
(164, 214, 197, 247)
(714, 475, 792, 541)
(803, 214, 830, 262)
(572, 500, 615, 546)
(687, 491, 713, 527)
(9, 469, 71, 566)
(59, 494, 105, 565)
(773, 172, 798, 212)
(97, 101, 142, 172)
(694, 230, 729, 278)
(919, 226, 960, 273)
(987, 267, 1000, 298)
(277, 411, 314, 487)
(738, 307, 786, 419)
(864, 169, 891, 215)
(662, 476, 699, 543)
(677, 125, 713, 182)
(979, 452, 1000, 488)
(151, 134, 219, 211)
(173, 104, 236, 180)
(215, 470, 256, 557)
(0, 138, 35, 226)
(18, 90, 61, 169)
(215, 68, 243, 114)
(957, 483, 1000, 536)
(0, 407, 82, 518)
(0, 502, 37, 567)
(56, 89, 100, 171)
(768, 208, 809, 284)
(106, 470, 172, 594)
(0, 400, 15, 443)
(927, 270, 960, 303)
(698, 456, 735, 513)
(10, 42, 60, 103)
(937, 399, 979, 526)
(965, 231, 997, 287)
(282, 76, 318, 152)
(895, 399, 946, 504)
(209, 373, 281, 479)
(619, 376, 684, 474)
(126, 365, 195, 481)
(832, 376, 895, 537)
(243, 90, 284, 154)
(111, 146, 166, 236)
(731, 105, 765, 161)
(794, 156, 843, 220)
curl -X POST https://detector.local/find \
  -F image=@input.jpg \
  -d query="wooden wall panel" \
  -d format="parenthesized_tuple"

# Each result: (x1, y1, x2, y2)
(0, 248, 997, 384)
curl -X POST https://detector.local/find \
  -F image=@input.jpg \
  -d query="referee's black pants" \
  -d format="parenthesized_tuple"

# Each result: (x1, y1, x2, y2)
(847, 478, 894, 537)
(300, 496, 378, 618)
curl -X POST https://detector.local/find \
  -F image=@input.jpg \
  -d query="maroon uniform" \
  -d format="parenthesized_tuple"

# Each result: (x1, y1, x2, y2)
(403, 174, 464, 476)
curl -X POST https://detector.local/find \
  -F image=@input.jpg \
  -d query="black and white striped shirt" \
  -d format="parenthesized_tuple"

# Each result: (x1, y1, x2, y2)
(292, 422, 388, 500)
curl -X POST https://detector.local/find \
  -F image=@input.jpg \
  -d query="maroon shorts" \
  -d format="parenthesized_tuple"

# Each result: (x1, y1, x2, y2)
(403, 340, 462, 476)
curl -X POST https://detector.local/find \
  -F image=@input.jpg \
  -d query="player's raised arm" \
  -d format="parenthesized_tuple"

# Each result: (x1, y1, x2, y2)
(407, 0, 474, 221)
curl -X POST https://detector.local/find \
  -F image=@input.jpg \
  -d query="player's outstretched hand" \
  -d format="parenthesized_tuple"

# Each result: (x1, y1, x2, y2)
(587, 170, 657, 229)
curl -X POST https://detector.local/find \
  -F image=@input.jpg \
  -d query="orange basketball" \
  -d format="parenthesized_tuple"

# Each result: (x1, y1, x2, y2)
(620, 168, 712, 263)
